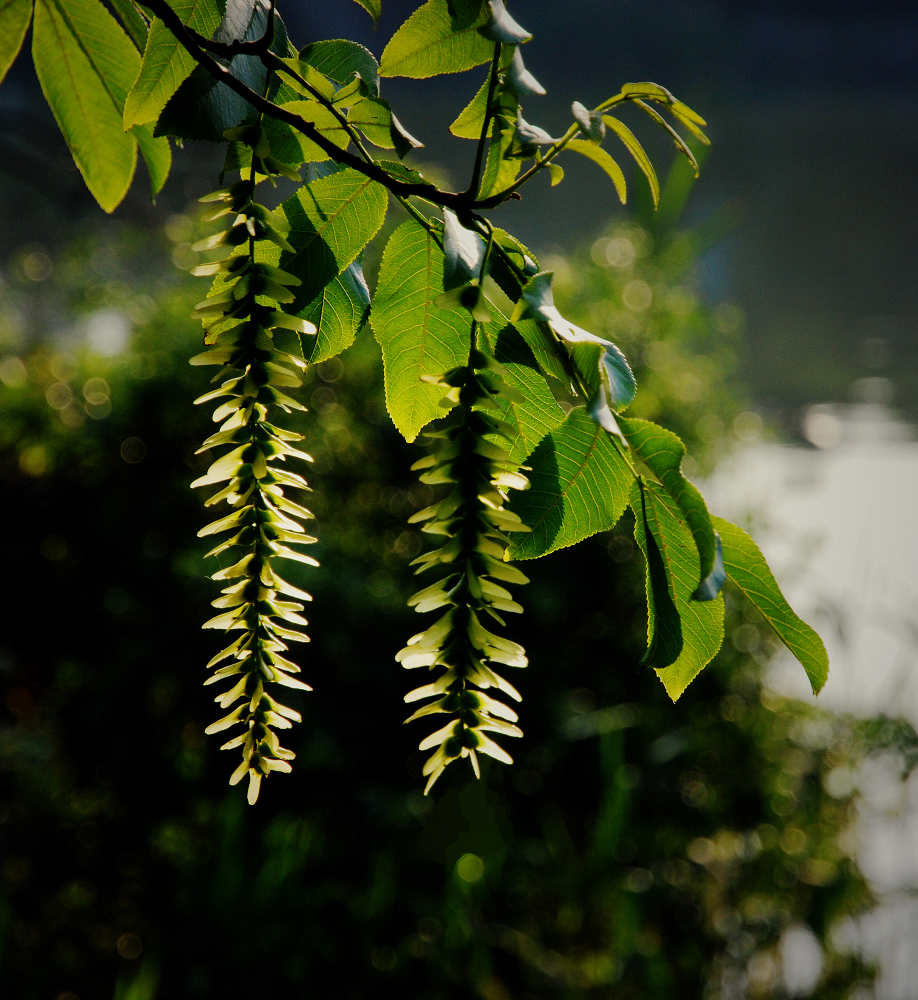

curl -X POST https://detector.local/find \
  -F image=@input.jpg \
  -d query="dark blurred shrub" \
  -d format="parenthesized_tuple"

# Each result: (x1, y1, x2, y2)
(0, 197, 892, 999)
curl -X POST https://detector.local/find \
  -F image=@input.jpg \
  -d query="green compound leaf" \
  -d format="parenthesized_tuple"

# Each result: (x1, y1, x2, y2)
(264, 100, 348, 165)
(602, 114, 660, 209)
(299, 262, 370, 365)
(279, 167, 387, 279)
(106, 0, 150, 51)
(380, 0, 493, 79)
(713, 516, 829, 694)
(449, 73, 489, 139)
(632, 480, 724, 700)
(133, 121, 172, 197)
(351, 0, 380, 22)
(371, 220, 474, 442)
(477, 321, 565, 465)
(348, 97, 423, 156)
(565, 138, 626, 204)
(632, 479, 682, 669)
(570, 339, 636, 411)
(301, 38, 379, 96)
(33, 0, 143, 212)
(260, 168, 385, 353)
(0, 0, 32, 86)
(156, 1, 285, 141)
(618, 416, 717, 589)
(632, 98, 699, 177)
(124, 0, 224, 129)
(508, 407, 633, 560)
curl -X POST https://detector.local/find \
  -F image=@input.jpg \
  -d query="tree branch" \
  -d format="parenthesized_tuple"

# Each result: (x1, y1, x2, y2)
(137, 0, 516, 213)
(186, 0, 276, 57)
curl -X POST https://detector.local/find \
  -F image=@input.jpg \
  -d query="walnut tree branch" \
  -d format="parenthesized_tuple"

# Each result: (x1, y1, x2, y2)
(137, 0, 517, 212)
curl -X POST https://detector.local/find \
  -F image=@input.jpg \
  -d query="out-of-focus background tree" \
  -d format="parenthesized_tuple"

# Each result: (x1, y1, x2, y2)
(2, 2, 918, 998)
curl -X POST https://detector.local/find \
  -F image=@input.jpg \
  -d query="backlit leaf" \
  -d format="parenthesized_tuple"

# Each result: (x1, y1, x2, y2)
(449, 73, 490, 139)
(0, 0, 32, 85)
(477, 321, 564, 465)
(565, 138, 626, 204)
(631, 480, 724, 699)
(602, 114, 659, 209)
(478, 117, 519, 197)
(132, 122, 172, 197)
(348, 97, 422, 156)
(380, 0, 492, 79)
(510, 318, 569, 383)
(618, 416, 716, 586)
(298, 262, 370, 365)
(272, 166, 388, 301)
(33, 0, 140, 212)
(351, 0, 380, 21)
(570, 340, 636, 412)
(123, 0, 223, 129)
(301, 38, 379, 96)
(371, 220, 472, 441)
(508, 407, 633, 559)
(632, 479, 682, 668)
(107, 0, 149, 51)
(254, 168, 385, 351)
(156, 1, 286, 141)
(713, 516, 828, 694)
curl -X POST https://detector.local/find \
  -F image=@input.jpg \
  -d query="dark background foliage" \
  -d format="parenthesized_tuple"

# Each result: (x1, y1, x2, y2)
(0, 206, 879, 998)
(2, 1, 917, 996)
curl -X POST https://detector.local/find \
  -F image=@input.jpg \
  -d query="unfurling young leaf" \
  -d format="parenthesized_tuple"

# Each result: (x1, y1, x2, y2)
(571, 100, 605, 142)
(480, 0, 531, 44)
(506, 109, 556, 158)
(506, 47, 545, 99)
(442, 209, 486, 287)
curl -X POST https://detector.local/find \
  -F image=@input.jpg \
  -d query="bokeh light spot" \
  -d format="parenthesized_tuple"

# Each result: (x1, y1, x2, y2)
(456, 853, 484, 883)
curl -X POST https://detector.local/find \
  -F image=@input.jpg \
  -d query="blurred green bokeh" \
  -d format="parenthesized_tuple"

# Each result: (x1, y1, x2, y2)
(0, 181, 900, 999)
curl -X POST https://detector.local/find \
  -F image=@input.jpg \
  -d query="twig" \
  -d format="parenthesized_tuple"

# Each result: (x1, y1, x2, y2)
(137, 0, 519, 213)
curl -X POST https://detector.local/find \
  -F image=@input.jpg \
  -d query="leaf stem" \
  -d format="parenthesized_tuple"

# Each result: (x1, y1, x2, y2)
(466, 43, 502, 198)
